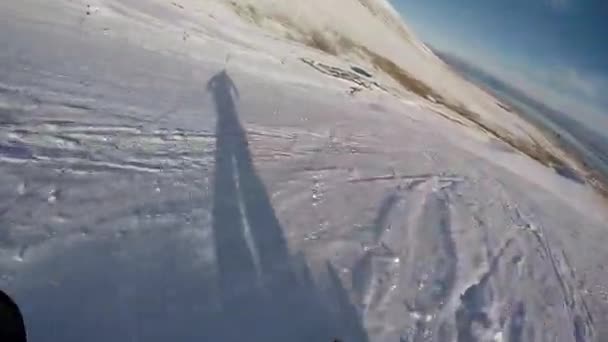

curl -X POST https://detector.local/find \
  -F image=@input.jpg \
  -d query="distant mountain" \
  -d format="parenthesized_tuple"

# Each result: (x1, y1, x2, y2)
(434, 49, 608, 178)
(432, 50, 539, 110)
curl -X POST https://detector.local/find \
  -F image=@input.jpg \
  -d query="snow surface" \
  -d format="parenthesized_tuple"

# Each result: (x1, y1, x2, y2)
(0, 0, 607, 341)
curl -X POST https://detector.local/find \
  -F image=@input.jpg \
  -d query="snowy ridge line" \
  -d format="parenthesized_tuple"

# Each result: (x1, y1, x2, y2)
(226, 0, 608, 199)
(354, 0, 433, 55)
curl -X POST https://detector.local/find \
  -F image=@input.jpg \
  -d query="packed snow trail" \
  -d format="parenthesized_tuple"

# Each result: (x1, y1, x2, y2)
(1, 0, 608, 341)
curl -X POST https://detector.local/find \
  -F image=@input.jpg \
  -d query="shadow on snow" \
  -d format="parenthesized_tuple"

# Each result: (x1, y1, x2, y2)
(206, 70, 367, 341)
(7, 70, 368, 342)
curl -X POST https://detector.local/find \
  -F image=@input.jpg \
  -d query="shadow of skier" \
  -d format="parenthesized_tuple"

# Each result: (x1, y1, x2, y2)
(3, 70, 368, 342)
(207, 70, 368, 342)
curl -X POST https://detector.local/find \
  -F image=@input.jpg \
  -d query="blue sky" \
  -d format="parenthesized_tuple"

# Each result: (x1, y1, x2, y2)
(391, 0, 608, 131)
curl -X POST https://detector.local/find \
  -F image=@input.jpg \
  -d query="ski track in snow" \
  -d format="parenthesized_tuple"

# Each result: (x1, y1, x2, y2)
(339, 176, 596, 341)
(1, 0, 607, 341)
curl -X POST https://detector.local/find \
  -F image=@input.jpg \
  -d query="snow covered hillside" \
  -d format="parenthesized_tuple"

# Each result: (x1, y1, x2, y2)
(0, 0, 607, 341)
(225, 0, 592, 182)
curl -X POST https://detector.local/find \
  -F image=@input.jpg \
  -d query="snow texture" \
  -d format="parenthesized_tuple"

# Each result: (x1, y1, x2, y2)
(0, 0, 607, 341)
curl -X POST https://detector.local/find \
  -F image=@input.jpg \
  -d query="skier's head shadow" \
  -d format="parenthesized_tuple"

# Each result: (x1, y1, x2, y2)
(207, 69, 368, 342)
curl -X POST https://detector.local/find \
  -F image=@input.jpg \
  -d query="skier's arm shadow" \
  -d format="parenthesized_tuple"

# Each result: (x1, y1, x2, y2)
(207, 70, 368, 342)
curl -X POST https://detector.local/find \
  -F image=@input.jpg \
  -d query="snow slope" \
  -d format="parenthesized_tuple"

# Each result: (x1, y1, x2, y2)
(226, 0, 570, 152)
(0, 0, 607, 341)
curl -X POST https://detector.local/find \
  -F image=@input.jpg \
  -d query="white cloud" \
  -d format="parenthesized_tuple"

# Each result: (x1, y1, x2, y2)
(488, 63, 608, 134)
(558, 69, 600, 98)
(537, 67, 605, 101)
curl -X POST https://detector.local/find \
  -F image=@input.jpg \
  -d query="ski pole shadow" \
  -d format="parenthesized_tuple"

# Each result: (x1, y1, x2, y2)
(206, 70, 368, 342)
